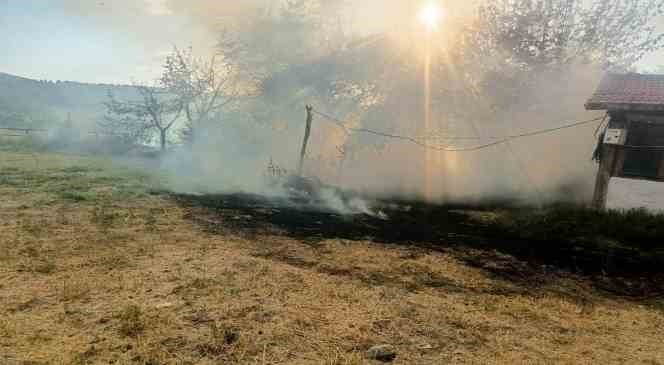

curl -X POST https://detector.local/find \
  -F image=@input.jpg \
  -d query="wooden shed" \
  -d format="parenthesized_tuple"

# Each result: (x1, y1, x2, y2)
(586, 73, 664, 209)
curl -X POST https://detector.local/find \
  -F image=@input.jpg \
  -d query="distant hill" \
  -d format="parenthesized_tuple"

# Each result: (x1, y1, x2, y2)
(0, 72, 138, 129)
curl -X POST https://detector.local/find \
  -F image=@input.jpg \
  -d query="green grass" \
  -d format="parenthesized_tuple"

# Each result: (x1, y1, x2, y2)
(59, 191, 98, 202)
(491, 204, 664, 249)
(0, 136, 48, 153)
(1, 154, 158, 204)
(472, 204, 664, 274)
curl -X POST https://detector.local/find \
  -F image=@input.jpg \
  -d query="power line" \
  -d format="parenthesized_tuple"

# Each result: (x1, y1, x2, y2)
(311, 108, 606, 152)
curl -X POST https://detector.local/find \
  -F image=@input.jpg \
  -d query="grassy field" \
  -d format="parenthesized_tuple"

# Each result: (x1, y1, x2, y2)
(1, 150, 664, 364)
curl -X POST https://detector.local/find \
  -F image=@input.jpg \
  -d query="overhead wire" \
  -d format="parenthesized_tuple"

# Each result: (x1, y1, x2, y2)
(311, 108, 607, 152)
(594, 114, 609, 137)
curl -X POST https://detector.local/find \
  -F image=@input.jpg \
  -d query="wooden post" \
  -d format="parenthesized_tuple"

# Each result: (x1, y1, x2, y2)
(298, 105, 314, 176)
(336, 145, 347, 185)
(592, 144, 618, 210)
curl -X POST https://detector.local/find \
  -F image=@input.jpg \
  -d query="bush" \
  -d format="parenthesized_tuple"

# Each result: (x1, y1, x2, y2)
(118, 305, 145, 337)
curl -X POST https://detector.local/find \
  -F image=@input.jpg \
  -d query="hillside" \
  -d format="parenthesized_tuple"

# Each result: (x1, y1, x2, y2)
(0, 72, 138, 129)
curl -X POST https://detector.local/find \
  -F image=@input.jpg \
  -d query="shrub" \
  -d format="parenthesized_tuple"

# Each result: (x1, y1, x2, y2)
(118, 305, 146, 337)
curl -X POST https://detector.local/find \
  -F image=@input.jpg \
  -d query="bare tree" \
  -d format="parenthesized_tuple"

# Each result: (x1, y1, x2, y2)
(100, 45, 240, 152)
(102, 84, 182, 152)
(160, 46, 240, 144)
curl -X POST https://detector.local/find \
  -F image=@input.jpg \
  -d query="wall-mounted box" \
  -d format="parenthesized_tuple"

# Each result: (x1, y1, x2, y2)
(603, 129, 625, 145)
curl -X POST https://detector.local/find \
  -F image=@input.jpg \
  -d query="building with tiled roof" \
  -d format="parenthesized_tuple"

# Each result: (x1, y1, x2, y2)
(586, 73, 664, 208)
(586, 73, 664, 111)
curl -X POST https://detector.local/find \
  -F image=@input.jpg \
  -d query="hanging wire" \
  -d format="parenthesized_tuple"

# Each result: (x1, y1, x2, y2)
(311, 108, 607, 152)
(594, 114, 609, 137)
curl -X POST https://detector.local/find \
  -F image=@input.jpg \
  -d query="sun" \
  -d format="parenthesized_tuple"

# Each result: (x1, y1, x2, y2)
(418, 3, 444, 31)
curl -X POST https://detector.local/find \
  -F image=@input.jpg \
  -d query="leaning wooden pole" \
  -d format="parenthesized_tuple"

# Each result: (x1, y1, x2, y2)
(592, 144, 617, 210)
(298, 105, 314, 176)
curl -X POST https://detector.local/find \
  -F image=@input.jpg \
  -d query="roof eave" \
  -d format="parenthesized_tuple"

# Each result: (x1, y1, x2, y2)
(584, 102, 607, 111)
(585, 102, 664, 112)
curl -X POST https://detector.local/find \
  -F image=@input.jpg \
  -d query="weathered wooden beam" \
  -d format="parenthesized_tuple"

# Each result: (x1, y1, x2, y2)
(592, 144, 619, 210)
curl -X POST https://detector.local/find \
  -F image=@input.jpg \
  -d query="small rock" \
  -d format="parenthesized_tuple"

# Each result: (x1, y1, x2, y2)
(367, 344, 397, 362)
(416, 342, 434, 350)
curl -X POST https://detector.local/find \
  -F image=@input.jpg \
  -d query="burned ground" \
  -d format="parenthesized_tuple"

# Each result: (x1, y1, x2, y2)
(175, 192, 664, 297)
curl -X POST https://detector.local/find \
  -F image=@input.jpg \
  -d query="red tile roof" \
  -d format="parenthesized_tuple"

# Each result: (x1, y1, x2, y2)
(585, 73, 664, 111)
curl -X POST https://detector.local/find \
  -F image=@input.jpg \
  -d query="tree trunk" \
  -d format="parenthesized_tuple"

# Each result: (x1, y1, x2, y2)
(185, 105, 193, 124)
(160, 129, 167, 152)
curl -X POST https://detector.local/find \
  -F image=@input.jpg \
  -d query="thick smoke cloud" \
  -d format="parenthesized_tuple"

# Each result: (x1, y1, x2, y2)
(11, 0, 661, 210)
(149, 1, 608, 208)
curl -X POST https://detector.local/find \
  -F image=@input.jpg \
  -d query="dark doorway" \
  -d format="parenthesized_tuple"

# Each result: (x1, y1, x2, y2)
(622, 122, 663, 179)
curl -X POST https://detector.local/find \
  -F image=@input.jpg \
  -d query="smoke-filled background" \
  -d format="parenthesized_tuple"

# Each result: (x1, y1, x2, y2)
(2, 0, 664, 210)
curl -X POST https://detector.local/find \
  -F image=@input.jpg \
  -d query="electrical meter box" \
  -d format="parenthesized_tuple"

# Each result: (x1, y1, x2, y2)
(603, 129, 625, 145)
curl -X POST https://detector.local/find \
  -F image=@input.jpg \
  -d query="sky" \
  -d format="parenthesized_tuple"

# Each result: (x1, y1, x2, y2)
(0, 0, 393, 84)
(1, 0, 663, 84)
(0, 0, 224, 84)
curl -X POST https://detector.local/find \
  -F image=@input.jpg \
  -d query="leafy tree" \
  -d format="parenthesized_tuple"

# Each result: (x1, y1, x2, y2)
(218, 0, 350, 82)
(254, 0, 664, 132)
(468, 0, 664, 71)
(444, 0, 664, 127)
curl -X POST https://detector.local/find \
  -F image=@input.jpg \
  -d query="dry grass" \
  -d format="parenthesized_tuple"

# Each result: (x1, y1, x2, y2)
(1, 151, 664, 364)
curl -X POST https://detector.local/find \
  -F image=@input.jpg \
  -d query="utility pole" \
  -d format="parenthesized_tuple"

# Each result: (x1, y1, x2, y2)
(298, 105, 314, 176)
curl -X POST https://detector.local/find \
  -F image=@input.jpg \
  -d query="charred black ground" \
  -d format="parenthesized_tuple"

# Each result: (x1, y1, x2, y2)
(173, 191, 664, 299)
